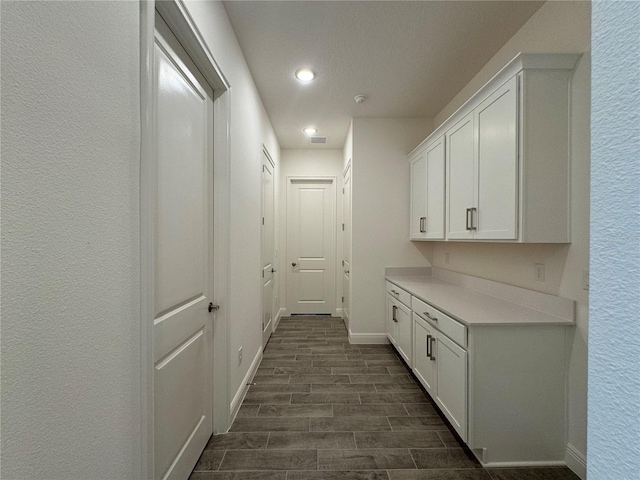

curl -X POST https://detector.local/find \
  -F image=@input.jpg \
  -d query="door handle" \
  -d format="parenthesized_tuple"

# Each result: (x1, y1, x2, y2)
(271, 268, 277, 273)
(292, 262, 297, 267)
(466, 207, 477, 231)
(429, 336, 436, 361)
(208, 302, 220, 312)
(392, 305, 398, 323)
(420, 217, 426, 233)
(466, 208, 472, 231)
(426, 334, 431, 357)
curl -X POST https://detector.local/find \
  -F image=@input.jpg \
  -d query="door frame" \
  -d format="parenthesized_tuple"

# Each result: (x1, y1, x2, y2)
(140, 1, 231, 478)
(285, 175, 338, 316)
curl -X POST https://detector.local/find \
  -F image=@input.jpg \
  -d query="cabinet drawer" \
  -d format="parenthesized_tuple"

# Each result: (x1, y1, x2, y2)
(386, 282, 411, 308)
(412, 296, 467, 348)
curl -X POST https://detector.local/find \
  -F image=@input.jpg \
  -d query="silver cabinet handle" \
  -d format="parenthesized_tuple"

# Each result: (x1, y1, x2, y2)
(429, 336, 436, 361)
(424, 311, 438, 322)
(390, 289, 399, 295)
(467, 207, 476, 231)
(419, 216, 427, 233)
(392, 305, 398, 323)
(426, 334, 431, 357)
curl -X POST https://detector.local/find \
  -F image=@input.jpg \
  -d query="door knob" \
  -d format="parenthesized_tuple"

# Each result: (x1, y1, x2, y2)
(208, 302, 220, 312)
(271, 268, 277, 273)
(292, 262, 297, 267)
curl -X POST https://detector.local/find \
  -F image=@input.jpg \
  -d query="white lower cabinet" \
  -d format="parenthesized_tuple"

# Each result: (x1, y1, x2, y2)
(386, 282, 412, 367)
(413, 310, 467, 441)
(411, 294, 567, 466)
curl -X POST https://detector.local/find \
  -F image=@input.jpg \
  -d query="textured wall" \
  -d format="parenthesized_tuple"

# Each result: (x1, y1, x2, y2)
(1, 1, 141, 479)
(589, 1, 640, 478)
(350, 118, 433, 336)
(279, 149, 345, 316)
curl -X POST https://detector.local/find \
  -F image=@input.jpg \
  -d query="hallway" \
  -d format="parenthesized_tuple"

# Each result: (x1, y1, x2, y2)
(189, 317, 579, 480)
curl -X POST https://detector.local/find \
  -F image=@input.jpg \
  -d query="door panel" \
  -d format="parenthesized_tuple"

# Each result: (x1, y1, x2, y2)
(262, 153, 275, 346)
(413, 316, 436, 394)
(435, 333, 468, 441)
(410, 152, 427, 239)
(475, 76, 518, 239)
(425, 138, 445, 239)
(288, 179, 336, 315)
(153, 12, 213, 480)
(446, 114, 475, 239)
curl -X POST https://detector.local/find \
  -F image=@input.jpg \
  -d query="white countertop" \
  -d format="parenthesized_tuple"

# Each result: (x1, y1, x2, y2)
(386, 275, 575, 327)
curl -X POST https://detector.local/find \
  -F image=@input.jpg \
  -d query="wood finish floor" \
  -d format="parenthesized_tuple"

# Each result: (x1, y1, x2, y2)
(190, 316, 579, 480)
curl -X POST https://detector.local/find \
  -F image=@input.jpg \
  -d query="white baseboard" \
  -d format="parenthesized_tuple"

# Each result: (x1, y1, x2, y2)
(334, 307, 342, 318)
(229, 347, 263, 424)
(348, 330, 389, 344)
(480, 460, 567, 468)
(274, 308, 285, 330)
(565, 443, 587, 479)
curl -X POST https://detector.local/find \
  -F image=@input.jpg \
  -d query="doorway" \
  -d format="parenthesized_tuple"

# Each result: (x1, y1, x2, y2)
(287, 177, 337, 315)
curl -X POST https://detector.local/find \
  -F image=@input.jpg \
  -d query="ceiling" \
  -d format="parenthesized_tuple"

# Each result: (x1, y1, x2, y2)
(223, 1, 544, 149)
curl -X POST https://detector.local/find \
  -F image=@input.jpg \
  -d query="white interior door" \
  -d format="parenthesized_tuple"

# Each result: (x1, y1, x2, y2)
(153, 12, 214, 480)
(287, 178, 336, 315)
(342, 165, 351, 324)
(261, 149, 275, 346)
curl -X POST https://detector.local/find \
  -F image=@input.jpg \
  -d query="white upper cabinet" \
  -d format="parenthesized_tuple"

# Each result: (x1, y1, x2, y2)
(410, 136, 445, 240)
(410, 53, 580, 243)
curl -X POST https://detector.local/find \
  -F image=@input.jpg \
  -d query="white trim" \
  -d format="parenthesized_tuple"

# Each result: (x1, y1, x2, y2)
(479, 460, 568, 468)
(229, 347, 263, 424)
(348, 330, 390, 345)
(274, 308, 285, 331)
(139, 2, 155, 477)
(140, 1, 232, 476)
(565, 443, 587, 480)
(335, 307, 343, 317)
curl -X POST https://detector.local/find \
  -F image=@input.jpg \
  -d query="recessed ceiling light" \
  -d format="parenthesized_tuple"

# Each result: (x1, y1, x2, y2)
(303, 127, 317, 135)
(295, 68, 315, 82)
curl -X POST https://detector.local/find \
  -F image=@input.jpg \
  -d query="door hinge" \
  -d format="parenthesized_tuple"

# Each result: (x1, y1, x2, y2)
(262, 217, 265, 225)
(262, 270, 264, 278)
(342, 296, 344, 302)
(342, 223, 345, 231)
(342, 260, 344, 266)
(342, 188, 345, 194)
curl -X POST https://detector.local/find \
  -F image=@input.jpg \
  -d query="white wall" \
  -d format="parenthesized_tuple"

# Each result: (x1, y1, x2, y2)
(184, 0, 281, 406)
(350, 118, 434, 339)
(278, 149, 344, 317)
(1, 2, 141, 478)
(429, 1, 591, 473)
(589, 2, 640, 479)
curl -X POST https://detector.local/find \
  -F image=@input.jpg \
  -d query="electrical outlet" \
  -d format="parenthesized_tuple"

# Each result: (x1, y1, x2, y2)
(582, 270, 590, 290)
(534, 263, 545, 282)
(445, 252, 450, 265)
(238, 347, 243, 365)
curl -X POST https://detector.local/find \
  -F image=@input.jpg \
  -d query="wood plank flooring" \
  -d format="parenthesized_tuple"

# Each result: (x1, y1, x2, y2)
(190, 316, 579, 480)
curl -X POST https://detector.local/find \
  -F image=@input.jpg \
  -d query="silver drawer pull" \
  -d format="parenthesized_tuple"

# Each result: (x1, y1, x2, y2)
(392, 305, 398, 323)
(424, 311, 438, 322)
(429, 336, 436, 361)
(426, 334, 431, 357)
(391, 289, 399, 295)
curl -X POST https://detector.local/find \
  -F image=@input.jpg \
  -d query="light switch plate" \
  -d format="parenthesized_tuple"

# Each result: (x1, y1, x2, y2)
(535, 263, 545, 282)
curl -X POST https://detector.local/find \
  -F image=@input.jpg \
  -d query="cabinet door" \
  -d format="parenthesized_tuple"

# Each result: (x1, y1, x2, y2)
(446, 113, 475, 239)
(474, 76, 519, 240)
(410, 152, 427, 239)
(386, 294, 398, 346)
(413, 316, 437, 395)
(425, 137, 445, 239)
(435, 333, 468, 441)
(395, 300, 412, 367)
